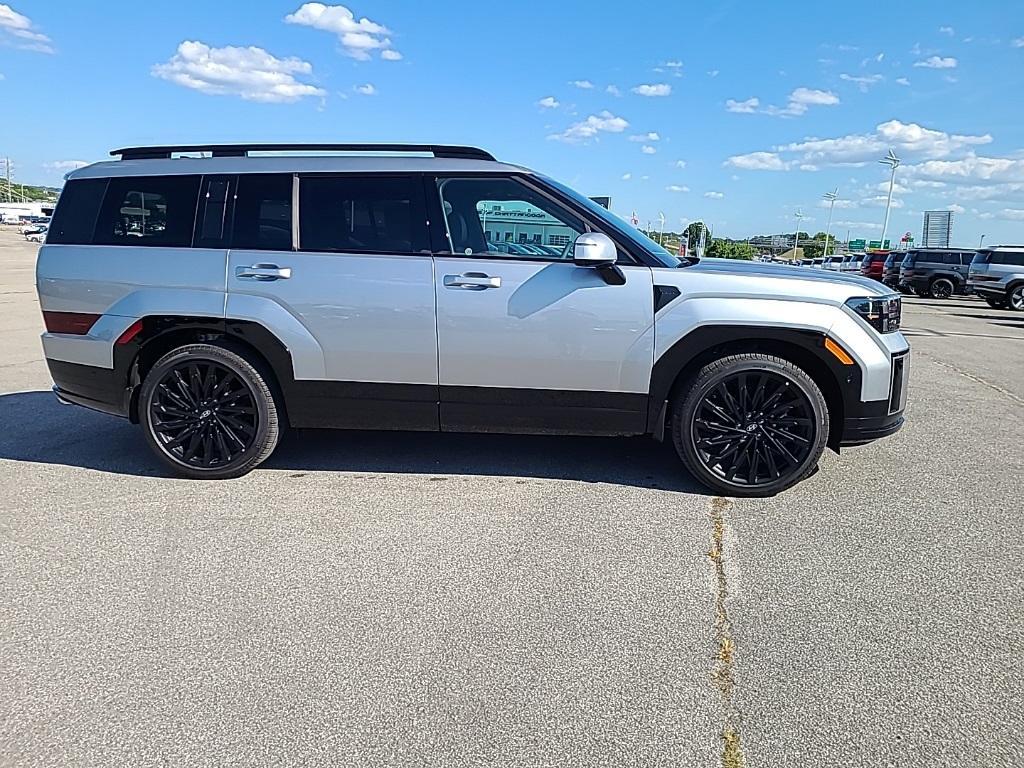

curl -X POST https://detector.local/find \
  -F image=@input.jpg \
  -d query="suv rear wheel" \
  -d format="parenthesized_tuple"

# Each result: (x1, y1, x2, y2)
(1009, 285, 1024, 311)
(139, 343, 281, 479)
(929, 277, 955, 299)
(671, 354, 829, 497)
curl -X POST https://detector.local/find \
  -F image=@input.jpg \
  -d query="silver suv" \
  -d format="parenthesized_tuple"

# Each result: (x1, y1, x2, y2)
(36, 143, 910, 496)
(967, 246, 1024, 310)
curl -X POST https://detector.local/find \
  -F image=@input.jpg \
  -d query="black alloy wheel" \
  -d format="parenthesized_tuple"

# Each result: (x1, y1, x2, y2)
(150, 361, 258, 468)
(930, 278, 955, 300)
(140, 343, 281, 479)
(672, 354, 829, 497)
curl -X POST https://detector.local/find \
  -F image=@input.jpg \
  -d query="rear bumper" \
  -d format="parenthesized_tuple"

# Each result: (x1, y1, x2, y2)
(47, 358, 132, 418)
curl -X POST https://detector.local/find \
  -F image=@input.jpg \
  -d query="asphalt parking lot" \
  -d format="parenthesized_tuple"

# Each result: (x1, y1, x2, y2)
(1, 228, 1021, 767)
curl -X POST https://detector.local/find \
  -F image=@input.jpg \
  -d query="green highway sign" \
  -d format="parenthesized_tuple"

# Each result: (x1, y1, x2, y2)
(867, 240, 891, 250)
(849, 238, 866, 250)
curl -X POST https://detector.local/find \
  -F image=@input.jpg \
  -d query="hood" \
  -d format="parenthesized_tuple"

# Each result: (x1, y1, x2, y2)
(652, 257, 893, 305)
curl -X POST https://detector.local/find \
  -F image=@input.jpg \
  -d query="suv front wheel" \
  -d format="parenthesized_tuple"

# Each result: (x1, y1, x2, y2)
(1009, 285, 1024, 311)
(139, 343, 282, 479)
(671, 354, 829, 497)
(929, 277, 955, 299)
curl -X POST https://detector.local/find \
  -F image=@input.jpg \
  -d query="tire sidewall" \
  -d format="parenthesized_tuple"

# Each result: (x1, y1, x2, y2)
(139, 344, 276, 479)
(673, 356, 829, 497)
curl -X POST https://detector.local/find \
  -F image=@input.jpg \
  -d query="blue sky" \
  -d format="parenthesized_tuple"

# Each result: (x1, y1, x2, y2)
(3, 1, 1024, 245)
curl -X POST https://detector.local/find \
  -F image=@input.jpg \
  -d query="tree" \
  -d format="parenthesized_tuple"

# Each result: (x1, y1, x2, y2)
(683, 222, 707, 248)
(705, 239, 756, 260)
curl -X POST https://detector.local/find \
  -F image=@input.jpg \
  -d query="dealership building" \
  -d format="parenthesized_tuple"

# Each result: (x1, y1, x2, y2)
(478, 202, 577, 248)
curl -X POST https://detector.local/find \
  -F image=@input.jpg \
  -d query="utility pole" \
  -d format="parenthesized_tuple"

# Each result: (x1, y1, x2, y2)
(879, 149, 901, 251)
(793, 209, 805, 260)
(822, 188, 838, 258)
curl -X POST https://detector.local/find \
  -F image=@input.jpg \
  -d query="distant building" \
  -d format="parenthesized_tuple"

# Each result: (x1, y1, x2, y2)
(922, 210, 953, 248)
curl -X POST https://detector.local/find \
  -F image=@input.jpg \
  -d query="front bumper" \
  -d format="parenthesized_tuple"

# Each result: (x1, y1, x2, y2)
(839, 350, 909, 447)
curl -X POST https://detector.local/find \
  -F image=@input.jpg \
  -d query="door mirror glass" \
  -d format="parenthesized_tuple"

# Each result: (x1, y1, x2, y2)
(573, 232, 617, 267)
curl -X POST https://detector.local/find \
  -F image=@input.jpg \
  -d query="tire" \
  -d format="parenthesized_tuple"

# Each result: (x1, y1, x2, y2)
(985, 296, 1008, 309)
(1008, 285, 1024, 312)
(671, 354, 829, 498)
(913, 286, 930, 298)
(139, 343, 281, 479)
(929, 277, 955, 300)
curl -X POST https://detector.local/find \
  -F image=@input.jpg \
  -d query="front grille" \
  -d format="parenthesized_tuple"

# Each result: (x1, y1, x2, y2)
(889, 354, 908, 414)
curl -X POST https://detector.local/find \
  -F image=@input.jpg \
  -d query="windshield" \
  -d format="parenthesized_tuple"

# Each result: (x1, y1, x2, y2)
(540, 176, 682, 266)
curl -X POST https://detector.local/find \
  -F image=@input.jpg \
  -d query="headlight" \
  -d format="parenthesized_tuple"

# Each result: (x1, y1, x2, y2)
(845, 294, 901, 333)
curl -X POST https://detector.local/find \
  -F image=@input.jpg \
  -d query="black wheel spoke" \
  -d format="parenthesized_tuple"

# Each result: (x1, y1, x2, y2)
(149, 358, 260, 469)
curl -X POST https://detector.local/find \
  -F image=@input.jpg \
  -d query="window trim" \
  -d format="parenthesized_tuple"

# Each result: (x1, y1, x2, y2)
(192, 174, 238, 250)
(294, 172, 432, 257)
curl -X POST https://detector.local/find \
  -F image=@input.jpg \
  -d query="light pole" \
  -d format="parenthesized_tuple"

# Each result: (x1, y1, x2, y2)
(822, 188, 838, 258)
(658, 211, 666, 246)
(793, 209, 805, 260)
(879, 149, 901, 251)
(980, 234, 986, 247)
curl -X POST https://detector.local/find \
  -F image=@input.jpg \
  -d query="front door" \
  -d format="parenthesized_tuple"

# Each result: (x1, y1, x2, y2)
(431, 175, 655, 434)
(226, 173, 439, 429)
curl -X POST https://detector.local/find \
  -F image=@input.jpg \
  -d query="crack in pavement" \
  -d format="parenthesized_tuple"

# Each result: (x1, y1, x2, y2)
(916, 350, 1024, 406)
(709, 496, 745, 768)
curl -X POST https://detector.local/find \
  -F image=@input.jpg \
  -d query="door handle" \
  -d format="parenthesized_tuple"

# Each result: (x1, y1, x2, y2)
(236, 264, 292, 281)
(443, 272, 501, 290)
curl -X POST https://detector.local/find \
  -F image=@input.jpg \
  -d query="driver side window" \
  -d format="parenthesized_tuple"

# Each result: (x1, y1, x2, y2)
(436, 177, 585, 259)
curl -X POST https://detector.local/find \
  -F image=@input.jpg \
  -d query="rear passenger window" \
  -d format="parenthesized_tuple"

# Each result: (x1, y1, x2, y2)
(93, 175, 201, 247)
(298, 176, 428, 254)
(232, 174, 293, 251)
(47, 178, 107, 245)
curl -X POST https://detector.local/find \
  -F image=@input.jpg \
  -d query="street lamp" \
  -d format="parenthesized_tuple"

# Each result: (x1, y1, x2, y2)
(793, 209, 805, 260)
(822, 188, 838, 258)
(879, 149, 901, 251)
(980, 234, 986, 247)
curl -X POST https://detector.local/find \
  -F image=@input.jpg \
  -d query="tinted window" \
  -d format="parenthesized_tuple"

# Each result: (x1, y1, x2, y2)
(299, 176, 427, 254)
(194, 176, 233, 249)
(232, 174, 293, 251)
(972, 251, 991, 265)
(46, 178, 107, 245)
(436, 176, 585, 259)
(901, 253, 916, 266)
(93, 175, 201, 247)
(993, 251, 1024, 266)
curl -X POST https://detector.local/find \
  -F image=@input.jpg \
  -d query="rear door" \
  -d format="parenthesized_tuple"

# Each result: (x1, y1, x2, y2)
(429, 174, 654, 434)
(225, 173, 439, 429)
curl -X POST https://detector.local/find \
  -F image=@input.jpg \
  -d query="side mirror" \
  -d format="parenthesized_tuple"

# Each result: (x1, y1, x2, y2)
(573, 232, 617, 268)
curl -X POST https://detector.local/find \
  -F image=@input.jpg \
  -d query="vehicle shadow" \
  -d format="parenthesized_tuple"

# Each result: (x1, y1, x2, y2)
(0, 390, 704, 493)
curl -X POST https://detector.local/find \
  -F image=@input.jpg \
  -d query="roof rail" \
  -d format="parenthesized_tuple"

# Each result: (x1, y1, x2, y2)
(110, 143, 496, 162)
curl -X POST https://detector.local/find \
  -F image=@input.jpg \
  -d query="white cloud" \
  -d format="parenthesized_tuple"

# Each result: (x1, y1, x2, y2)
(775, 120, 991, 165)
(914, 55, 958, 69)
(707, 69, 719, 77)
(726, 97, 759, 113)
(674, 160, 687, 169)
(606, 85, 621, 96)
(947, 203, 966, 213)
(629, 132, 660, 142)
(840, 73, 884, 92)
(285, 3, 401, 61)
(704, 191, 724, 199)
(664, 60, 683, 68)
(0, 3, 53, 53)
(621, 173, 632, 180)
(979, 208, 1024, 221)
(725, 151, 789, 171)
(903, 155, 1024, 183)
(1012, 37, 1024, 48)
(896, 77, 911, 86)
(537, 96, 559, 109)
(548, 110, 629, 142)
(152, 41, 326, 103)
(44, 160, 89, 172)
(666, 185, 689, 192)
(641, 145, 657, 154)
(632, 83, 672, 97)
(939, 26, 955, 36)
(355, 82, 375, 95)
(570, 79, 594, 89)
(762, 88, 840, 117)
(835, 220, 883, 231)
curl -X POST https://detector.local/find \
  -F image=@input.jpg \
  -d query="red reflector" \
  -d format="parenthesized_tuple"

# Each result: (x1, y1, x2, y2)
(42, 311, 100, 335)
(116, 319, 144, 346)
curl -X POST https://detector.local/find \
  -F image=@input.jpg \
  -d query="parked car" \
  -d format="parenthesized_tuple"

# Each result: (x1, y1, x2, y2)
(899, 248, 974, 299)
(823, 255, 845, 271)
(36, 142, 909, 496)
(21, 223, 46, 236)
(967, 246, 1024, 310)
(840, 252, 865, 273)
(860, 252, 889, 282)
(26, 230, 47, 243)
(881, 253, 907, 293)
